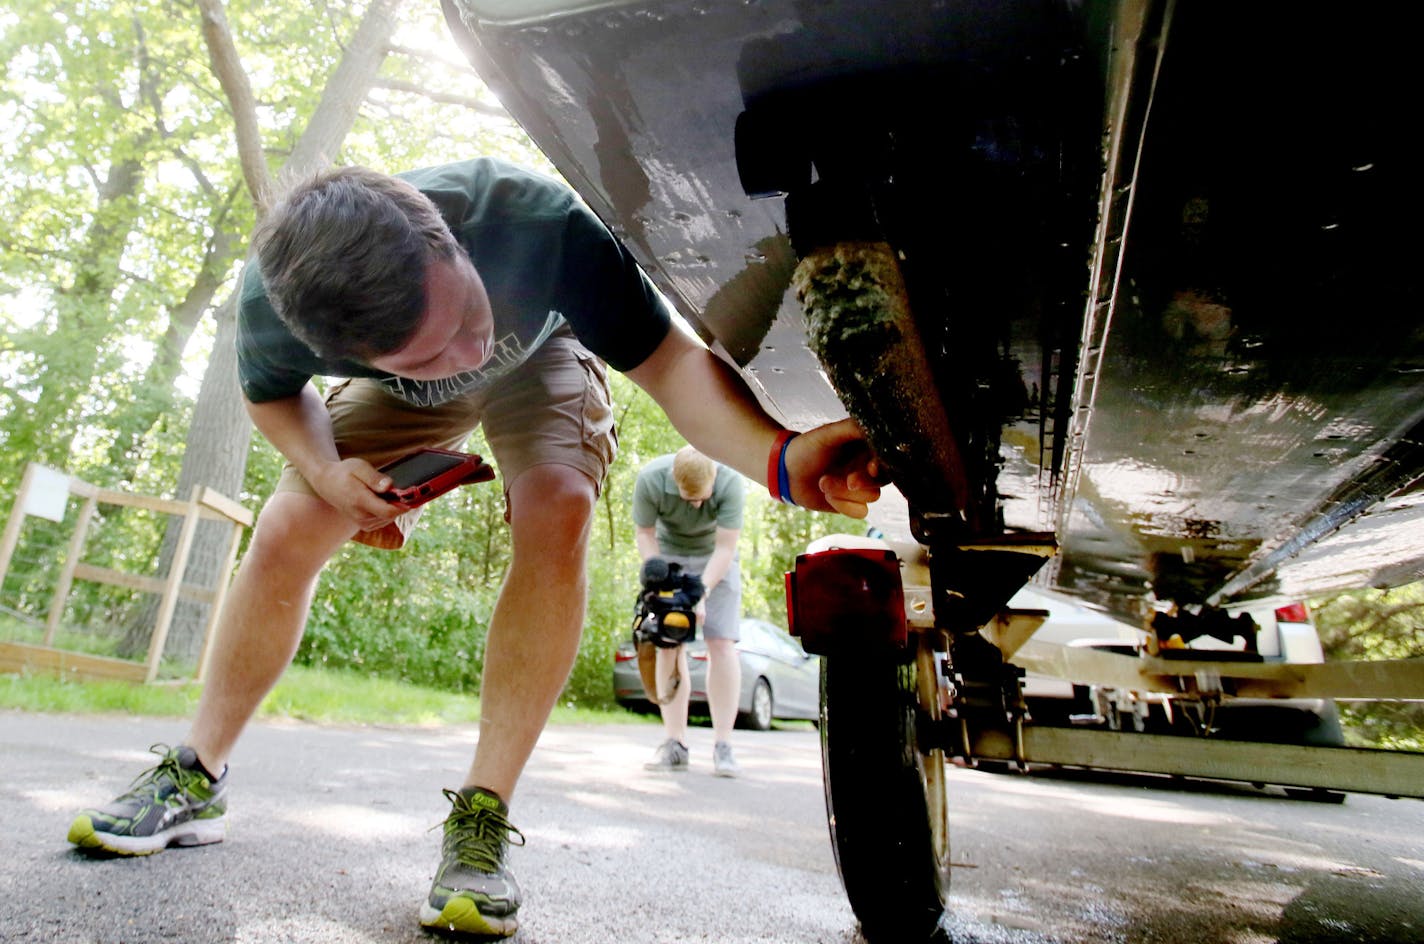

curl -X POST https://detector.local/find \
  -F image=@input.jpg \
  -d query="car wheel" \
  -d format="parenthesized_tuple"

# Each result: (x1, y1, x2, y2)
(820, 636, 950, 942)
(738, 677, 774, 731)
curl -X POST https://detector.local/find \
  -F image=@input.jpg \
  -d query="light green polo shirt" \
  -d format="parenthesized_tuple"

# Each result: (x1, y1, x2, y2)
(631, 453, 745, 557)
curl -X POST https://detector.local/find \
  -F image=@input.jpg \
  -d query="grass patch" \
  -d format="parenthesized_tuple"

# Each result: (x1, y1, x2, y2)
(259, 666, 483, 726)
(0, 669, 204, 716)
(0, 664, 653, 728)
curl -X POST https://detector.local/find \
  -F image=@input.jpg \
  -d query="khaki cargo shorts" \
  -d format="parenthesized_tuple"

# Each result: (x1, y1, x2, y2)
(274, 327, 618, 549)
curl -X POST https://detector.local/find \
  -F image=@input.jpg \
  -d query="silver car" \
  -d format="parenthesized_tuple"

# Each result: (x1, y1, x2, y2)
(612, 617, 820, 730)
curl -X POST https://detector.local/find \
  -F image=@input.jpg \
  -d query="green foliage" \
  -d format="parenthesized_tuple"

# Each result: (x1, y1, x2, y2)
(1312, 581, 1424, 750)
(298, 483, 505, 694)
(0, 0, 255, 484)
(0, 669, 205, 717)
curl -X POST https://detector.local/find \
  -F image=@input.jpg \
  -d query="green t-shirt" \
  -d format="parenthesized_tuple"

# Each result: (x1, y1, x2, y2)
(236, 158, 673, 406)
(631, 454, 745, 557)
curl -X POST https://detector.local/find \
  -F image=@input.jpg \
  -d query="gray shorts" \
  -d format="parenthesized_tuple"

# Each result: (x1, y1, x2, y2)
(275, 328, 617, 549)
(660, 552, 742, 641)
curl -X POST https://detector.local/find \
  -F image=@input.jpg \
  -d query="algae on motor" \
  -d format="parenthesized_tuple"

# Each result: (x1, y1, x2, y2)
(792, 241, 965, 512)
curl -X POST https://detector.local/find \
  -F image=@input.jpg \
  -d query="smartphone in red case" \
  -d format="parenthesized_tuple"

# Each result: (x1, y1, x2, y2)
(377, 448, 495, 509)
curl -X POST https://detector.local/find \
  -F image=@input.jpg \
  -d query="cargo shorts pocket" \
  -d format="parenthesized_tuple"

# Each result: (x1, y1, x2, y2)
(574, 346, 618, 482)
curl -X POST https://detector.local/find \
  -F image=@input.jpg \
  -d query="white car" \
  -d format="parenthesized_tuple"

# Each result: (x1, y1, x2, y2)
(1013, 587, 1344, 747)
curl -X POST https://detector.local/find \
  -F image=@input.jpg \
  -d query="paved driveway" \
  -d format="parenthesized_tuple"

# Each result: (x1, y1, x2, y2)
(4, 711, 1422, 943)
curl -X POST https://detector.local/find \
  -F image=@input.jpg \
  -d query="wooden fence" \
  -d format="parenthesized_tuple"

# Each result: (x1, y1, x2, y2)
(0, 463, 252, 683)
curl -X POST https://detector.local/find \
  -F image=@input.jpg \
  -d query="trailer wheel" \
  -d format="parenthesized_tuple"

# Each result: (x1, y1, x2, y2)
(820, 637, 949, 941)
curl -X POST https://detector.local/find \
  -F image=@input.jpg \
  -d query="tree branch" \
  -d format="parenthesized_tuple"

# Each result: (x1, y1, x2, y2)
(371, 77, 509, 118)
(195, 0, 272, 214)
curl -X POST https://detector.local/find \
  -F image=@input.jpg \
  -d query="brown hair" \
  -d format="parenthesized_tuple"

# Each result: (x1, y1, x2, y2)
(252, 166, 460, 362)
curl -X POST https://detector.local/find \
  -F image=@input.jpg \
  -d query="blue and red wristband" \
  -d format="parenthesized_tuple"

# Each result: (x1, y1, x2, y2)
(767, 429, 800, 506)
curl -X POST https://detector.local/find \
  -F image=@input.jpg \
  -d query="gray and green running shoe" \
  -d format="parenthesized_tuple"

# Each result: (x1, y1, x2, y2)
(67, 744, 227, 856)
(420, 787, 525, 938)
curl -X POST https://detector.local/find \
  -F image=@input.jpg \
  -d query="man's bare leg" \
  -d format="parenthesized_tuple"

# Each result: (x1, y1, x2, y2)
(654, 644, 692, 743)
(187, 492, 357, 773)
(463, 464, 596, 800)
(706, 637, 742, 742)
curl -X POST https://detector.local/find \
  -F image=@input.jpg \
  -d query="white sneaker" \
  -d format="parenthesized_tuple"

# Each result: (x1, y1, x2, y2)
(712, 741, 740, 778)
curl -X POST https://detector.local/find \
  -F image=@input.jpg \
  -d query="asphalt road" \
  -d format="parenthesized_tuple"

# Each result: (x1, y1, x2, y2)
(3, 711, 1422, 943)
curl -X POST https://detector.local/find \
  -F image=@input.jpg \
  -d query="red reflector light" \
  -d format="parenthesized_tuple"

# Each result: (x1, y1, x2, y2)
(1274, 602, 1310, 623)
(785, 547, 906, 655)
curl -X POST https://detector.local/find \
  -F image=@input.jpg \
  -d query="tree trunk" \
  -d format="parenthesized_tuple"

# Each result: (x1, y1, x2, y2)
(121, 0, 408, 666)
(130, 292, 253, 665)
(106, 217, 241, 473)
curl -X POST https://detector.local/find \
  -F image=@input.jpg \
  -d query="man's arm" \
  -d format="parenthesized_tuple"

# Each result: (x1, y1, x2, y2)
(634, 525, 660, 561)
(244, 384, 405, 533)
(699, 526, 740, 594)
(624, 327, 884, 518)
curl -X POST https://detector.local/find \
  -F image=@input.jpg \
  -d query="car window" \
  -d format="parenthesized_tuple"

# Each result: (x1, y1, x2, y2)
(743, 619, 807, 660)
(738, 620, 770, 651)
(771, 626, 810, 660)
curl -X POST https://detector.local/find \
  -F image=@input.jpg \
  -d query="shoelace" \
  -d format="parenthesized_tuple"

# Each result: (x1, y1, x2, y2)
(118, 744, 197, 800)
(437, 788, 526, 872)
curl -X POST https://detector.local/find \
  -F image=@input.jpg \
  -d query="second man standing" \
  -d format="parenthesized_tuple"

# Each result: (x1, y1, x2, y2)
(633, 445, 745, 776)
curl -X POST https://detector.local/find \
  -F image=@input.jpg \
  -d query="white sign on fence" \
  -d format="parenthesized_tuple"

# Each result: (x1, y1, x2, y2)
(21, 464, 71, 523)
